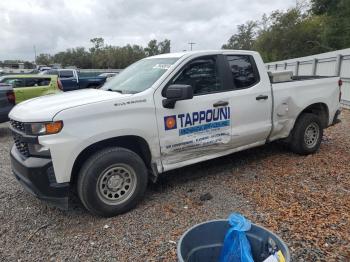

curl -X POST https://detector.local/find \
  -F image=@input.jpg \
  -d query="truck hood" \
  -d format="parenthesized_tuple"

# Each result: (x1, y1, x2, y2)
(9, 89, 130, 122)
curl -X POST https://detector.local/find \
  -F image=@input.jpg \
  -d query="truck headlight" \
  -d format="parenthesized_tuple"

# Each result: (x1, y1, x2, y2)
(29, 121, 63, 135)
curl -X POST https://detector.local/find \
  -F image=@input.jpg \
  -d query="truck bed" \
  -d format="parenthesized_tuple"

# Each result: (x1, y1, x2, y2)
(269, 76, 340, 141)
(269, 72, 334, 84)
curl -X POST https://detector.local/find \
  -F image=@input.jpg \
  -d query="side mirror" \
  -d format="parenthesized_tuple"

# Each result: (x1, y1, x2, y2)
(162, 84, 193, 109)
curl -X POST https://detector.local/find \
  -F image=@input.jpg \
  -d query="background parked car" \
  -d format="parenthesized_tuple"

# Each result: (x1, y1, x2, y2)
(40, 69, 107, 91)
(0, 75, 62, 104)
(0, 83, 15, 123)
(38, 66, 52, 72)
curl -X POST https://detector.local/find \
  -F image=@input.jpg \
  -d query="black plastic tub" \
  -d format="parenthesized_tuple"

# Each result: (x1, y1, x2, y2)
(177, 219, 290, 262)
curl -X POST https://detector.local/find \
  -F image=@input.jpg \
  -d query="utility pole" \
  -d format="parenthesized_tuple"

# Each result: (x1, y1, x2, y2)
(33, 45, 37, 64)
(188, 42, 196, 51)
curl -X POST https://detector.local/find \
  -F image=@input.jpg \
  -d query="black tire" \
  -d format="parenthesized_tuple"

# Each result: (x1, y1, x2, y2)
(289, 113, 323, 155)
(77, 147, 148, 217)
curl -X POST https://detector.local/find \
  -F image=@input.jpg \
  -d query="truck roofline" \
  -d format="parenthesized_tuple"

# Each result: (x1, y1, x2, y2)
(147, 49, 259, 59)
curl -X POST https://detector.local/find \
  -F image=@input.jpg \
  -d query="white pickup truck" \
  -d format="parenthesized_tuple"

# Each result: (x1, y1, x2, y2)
(9, 50, 342, 217)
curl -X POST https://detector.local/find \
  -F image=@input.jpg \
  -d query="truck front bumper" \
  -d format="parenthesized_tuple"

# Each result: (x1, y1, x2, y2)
(10, 145, 69, 209)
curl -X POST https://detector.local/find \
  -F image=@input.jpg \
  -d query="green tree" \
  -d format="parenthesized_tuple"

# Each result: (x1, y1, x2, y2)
(144, 39, 171, 56)
(222, 21, 257, 50)
(34, 38, 169, 69)
(158, 39, 171, 54)
(90, 37, 105, 52)
(310, 0, 350, 50)
(145, 39, 159, 56)
(253, 8, 328, 61)
(310, 0, 340, 15)
(223, 2, 350, 62)
(36, 53, 53, 65)
(223, 7, 330, 62)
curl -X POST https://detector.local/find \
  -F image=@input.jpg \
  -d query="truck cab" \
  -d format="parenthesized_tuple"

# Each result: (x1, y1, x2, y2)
(9, 50, 341, 217)
(41, 69, 107, 91)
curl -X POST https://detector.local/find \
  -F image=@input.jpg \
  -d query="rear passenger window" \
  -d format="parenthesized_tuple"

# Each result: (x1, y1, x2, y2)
(3, 78, 26, 88)
(59, 71, 74, 78)
(226, 55, 259, 89)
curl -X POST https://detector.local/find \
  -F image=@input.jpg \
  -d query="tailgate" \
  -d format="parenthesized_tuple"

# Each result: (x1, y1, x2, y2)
(0, 84, 13, 107)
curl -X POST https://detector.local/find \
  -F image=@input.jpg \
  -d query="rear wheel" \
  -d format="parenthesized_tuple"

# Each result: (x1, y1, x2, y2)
(289, 113, 323, 155)
(77, 147, 148, 217)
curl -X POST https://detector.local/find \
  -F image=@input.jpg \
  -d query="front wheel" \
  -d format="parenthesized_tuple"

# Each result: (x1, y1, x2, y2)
(77, 147, 148, 217)
(289, 113, 323, 155)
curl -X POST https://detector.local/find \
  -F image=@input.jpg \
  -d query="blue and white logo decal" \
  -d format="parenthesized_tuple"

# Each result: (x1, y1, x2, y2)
(164, 106, 230, 135)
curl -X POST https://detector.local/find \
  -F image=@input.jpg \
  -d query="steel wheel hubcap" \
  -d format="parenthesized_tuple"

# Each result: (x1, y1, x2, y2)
(304, 122, 320, 148)
(97, 164, 137, 204)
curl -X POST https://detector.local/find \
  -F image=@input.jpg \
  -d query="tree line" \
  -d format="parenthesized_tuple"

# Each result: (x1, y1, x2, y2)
(35, 38, 171, 69)
(222, 0, 350, 62)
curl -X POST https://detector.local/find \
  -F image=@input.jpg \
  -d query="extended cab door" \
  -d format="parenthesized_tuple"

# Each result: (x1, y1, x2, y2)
(154, 53, 272, 170)
(223, 54, 272, 148)
(154, 55, 235, 166)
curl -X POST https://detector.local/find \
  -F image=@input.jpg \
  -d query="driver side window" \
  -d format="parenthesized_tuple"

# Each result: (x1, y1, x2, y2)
(172, 56, 223, 95)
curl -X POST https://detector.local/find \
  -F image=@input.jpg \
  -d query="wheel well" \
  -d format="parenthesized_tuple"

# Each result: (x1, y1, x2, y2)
(71, 136, 152, 185)
(296, 103, 329, 128)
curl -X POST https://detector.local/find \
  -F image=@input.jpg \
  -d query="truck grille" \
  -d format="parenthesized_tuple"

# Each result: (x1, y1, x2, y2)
(10, 119, 25, 132)
(13, 135, 30, 157)
(10, 119, 30, 157)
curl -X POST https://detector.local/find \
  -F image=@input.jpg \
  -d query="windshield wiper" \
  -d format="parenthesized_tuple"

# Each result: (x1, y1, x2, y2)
(107, 89, 123, 93)
(106, 89, 138, 94)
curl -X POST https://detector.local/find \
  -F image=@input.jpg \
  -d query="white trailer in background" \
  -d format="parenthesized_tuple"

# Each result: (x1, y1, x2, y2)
(266, 48, 350, 108)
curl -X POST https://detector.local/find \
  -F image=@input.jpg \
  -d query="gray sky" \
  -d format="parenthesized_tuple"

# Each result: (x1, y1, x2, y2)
(0, 0, 296, 61)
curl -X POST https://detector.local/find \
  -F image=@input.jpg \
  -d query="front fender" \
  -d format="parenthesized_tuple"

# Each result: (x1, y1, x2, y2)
(39, 128, 159, 183)
(39, 95, 159, 183)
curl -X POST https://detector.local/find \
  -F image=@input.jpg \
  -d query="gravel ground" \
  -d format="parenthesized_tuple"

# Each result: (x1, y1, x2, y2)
(0, 111, 349, 262)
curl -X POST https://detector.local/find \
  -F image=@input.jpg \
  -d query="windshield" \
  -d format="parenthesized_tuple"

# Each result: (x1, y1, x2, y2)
(101, 57, 179, 94)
